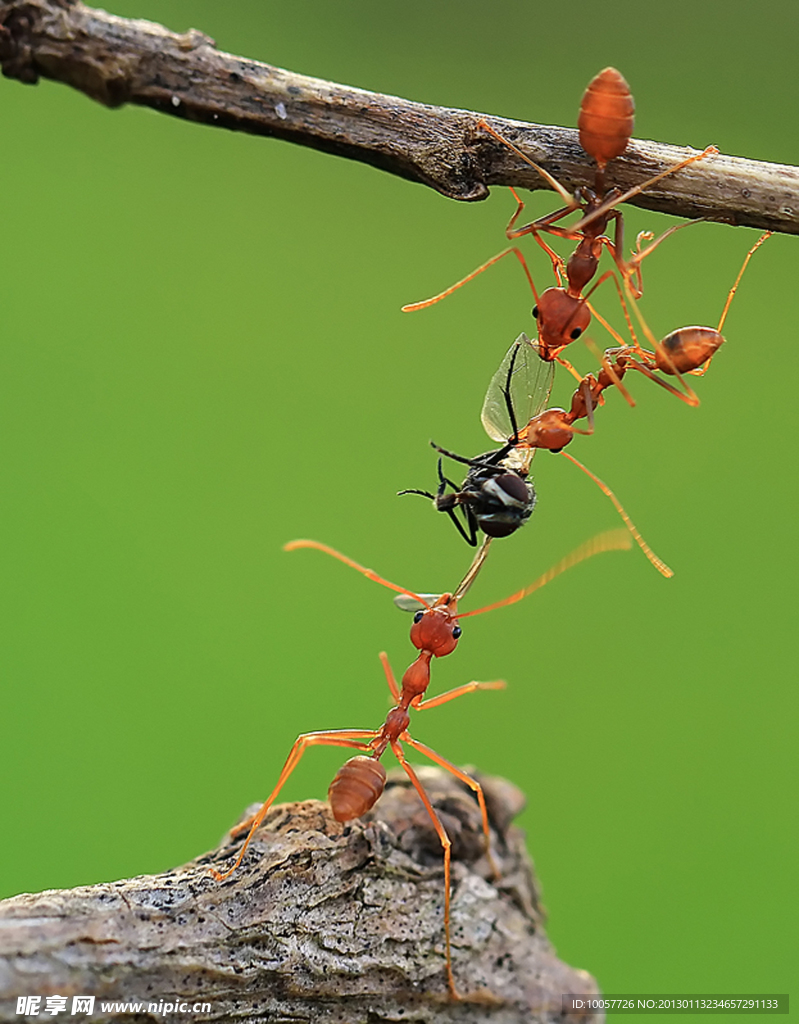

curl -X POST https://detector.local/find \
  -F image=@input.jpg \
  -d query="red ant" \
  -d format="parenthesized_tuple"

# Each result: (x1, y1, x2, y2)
(600, 230, 772, 405)
(403, 67, 716, 379)
(211, 530, 632, 998)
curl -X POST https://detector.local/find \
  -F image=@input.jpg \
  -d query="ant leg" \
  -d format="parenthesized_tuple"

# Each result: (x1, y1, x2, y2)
(403, 735, 501, 880)
(501, 189, 574, 286)
(581, 383, 595, 435)
(583, 267, 642, 355)
(691, 230, 771, 378)
(558, 451, 673, 578)
(590, 260, 642, 351)
(452, 535, 493, 602)
(379, 652, 401, 702)
(582, 334, 636, 408)
(214, 730, 377, 878)
(401, 245, 539, 312)
(686, 231, 773, 377)
(622, 352, 700, 403)
(621, 280, 700, 406)
(526, 229, 566, 285)
(477, 118, 577, 206)
(716, 231, 771, 333)
(458, 528, 633, 617)
(390, 740, 459, 999)
(570, 146, 719, 234)
(628, 230, 653, 298)
(413, 680, 506, 710)
(622, 357, 701, 405)
(554, 354, 588, 386)
(505, 188, 577, 243)
(621, 219, 705, 299)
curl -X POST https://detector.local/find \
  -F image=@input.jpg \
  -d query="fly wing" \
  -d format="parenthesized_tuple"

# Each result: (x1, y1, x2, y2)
(481, 333, 555, 443)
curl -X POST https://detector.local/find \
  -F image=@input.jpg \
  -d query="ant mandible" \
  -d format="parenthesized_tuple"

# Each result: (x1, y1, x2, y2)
(211, 530, 632, 998)
(403, 68, 716, 376)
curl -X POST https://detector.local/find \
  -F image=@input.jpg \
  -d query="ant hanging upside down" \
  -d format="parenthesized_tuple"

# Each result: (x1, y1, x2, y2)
(403, 67, 718, 383)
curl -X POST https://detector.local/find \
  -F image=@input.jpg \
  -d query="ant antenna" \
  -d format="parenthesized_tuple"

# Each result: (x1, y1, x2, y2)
(558, 453, 673, 578)
(284, 540, 432, 608)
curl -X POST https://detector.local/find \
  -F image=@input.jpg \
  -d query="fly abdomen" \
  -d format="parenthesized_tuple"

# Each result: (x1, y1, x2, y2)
(328, 756, 387, 822)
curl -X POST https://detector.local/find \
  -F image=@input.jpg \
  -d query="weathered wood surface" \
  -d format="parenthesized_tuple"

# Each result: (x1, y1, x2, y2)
(0, 768, 600, 1023)
(1, 0, 797, 232)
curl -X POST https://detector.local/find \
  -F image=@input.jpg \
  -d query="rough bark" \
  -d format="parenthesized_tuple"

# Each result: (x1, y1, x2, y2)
(0, 768, 600, 1023)
(1, 0, 797, 233)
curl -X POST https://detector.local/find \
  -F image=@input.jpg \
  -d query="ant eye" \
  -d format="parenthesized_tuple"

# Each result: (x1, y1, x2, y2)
(452, 626, 462, 639)
(413, 611, 424, 624)
(570, 327, 583, 339)
(532, 305, 539, 319)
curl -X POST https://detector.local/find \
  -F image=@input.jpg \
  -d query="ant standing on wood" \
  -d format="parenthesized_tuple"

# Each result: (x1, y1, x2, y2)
(211, 531, 632, 997)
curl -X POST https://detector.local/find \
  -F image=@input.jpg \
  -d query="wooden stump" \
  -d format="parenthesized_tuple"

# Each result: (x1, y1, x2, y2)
(0, 768, 601, 1023)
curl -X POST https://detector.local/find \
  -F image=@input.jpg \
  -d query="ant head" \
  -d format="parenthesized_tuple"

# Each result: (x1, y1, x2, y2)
(522, 409, 574, 453)
(410, 598, 462, 658)
(533, 289, 592, 354)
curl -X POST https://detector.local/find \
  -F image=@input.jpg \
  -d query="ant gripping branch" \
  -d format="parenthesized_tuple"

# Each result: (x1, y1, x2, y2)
(211, 530, 632, 998)
(403, 67, 716, 376)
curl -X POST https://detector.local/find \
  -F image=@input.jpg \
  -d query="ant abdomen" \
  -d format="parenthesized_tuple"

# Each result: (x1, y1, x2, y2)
(657, 326, 724, 375)
(328, 755, 387, 821)
(577, 67, 635, 169)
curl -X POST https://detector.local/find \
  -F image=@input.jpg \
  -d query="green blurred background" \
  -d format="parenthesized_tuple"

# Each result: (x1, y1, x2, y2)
(2, 0, 796, 1004)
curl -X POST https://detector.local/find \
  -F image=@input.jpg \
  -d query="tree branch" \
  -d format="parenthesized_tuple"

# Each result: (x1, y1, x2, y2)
(1, 0, 797, 233)
(0, 769, 600, 1023)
